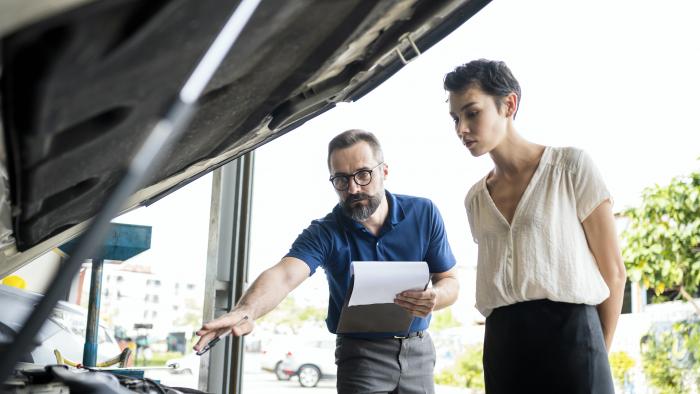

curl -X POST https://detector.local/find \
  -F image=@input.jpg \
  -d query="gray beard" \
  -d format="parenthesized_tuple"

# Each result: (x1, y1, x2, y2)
(341, 192, 382, 222)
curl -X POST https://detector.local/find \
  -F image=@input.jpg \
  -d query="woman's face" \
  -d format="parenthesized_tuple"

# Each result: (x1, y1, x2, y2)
(448, 85, 510, 157)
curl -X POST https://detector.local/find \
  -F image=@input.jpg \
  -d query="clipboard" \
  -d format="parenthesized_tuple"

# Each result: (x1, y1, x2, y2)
(336, 276, 415, 334)
(336, 261, 429, 334)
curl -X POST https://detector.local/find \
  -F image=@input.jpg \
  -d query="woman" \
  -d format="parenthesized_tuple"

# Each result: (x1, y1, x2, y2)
(444, 59, 626, 393)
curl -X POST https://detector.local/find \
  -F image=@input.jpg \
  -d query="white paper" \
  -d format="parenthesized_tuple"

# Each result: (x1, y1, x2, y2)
(348, 261, 429, 306)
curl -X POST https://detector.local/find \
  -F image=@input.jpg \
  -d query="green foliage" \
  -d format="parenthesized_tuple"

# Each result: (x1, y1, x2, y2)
(136, 351, 182, 367)
(434, 344, 484, 389)
(257, 297, 326, 333)
(174, 300, 201, 327)
(621, 170, 700, 297)
(640, 321, 700, 393)
(431, 308, 461, 332)
(641, 330, 685, 393)
(673, 320, 700, 388)
(174, 310, 202, 329)
(297, 305, 327, 322)
(609, 351, 635, 388)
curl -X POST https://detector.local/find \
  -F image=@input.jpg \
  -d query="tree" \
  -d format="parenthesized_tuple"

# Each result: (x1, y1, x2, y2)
(430, 307, 461, 332)
(640, 329, 686, 394)
(257, 297, 326, 333)
(639, 321, 700, 394)
(434, 344, 485, 390)
(621, 169, 700, 312)
(174, 297, 203, 329)
(609, 351, 635, 389)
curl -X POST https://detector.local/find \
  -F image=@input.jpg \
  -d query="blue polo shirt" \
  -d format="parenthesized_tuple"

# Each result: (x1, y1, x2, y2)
(286, 190, 456, 337)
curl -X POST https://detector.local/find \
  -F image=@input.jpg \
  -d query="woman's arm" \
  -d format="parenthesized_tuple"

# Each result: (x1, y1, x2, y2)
(582, 200, 627, 351)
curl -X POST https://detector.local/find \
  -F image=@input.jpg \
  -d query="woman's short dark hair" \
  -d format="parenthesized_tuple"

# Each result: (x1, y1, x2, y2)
(443, 59, 521, 117)
(327, 129, 384, 169)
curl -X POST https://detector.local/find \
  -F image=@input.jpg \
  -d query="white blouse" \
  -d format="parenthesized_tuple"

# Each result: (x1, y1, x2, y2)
(466, 146, 611, 318)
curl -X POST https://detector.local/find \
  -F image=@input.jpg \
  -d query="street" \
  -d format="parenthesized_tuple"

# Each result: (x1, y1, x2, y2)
(241, 368, 337, 393)
(147, 353, 472, 393)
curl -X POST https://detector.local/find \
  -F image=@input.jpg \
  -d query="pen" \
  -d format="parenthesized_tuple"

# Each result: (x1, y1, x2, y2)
(196, 315, 249, 356)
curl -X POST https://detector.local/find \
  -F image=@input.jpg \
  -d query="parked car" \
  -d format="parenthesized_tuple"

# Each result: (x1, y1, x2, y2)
(279, 335, 337, 388)
(166, 352, 200, 375)
(0, 284, 122, 365)
(259, 335, 296, 380)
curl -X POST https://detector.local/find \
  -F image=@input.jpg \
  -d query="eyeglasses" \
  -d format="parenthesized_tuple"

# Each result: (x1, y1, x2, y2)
(329, 162, 384, 191)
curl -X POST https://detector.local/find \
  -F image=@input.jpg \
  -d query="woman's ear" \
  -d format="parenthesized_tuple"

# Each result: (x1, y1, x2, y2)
(505, 92, 518, 118)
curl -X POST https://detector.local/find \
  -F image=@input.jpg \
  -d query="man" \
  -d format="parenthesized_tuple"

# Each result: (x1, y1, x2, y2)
(194, 129, 459, 393)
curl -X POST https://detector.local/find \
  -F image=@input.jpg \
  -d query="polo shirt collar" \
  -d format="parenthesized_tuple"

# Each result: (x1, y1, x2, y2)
(385, 189, 404, 227)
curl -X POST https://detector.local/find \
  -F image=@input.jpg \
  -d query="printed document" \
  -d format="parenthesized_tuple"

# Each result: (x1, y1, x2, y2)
(348, 261, 429, 306)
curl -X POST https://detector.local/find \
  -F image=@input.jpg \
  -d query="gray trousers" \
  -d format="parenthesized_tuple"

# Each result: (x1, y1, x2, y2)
(335, 333, 436, 394)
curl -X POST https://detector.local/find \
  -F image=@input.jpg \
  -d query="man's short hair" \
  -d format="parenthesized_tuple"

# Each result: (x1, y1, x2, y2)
(327, 129, 384, 170)
(443, 59, 521, 117)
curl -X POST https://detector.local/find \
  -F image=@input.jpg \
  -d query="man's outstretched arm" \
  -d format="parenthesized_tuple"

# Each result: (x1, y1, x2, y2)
(193, 256, 310, 352)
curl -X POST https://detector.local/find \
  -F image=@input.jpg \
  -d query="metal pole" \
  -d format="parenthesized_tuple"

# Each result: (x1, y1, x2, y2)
(227, 151, 254, 394)
(83, 259, 104, 367)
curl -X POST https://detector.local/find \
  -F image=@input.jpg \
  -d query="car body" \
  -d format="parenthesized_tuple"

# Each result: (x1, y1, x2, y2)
(279, 335, 337, 388)
(165, 352, 200, 376)
(0, 284, 122, 365)
(259, 335, 296, 380)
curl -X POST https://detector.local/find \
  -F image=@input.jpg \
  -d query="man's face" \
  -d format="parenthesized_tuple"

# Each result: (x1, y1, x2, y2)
(329, 141, 387, 222)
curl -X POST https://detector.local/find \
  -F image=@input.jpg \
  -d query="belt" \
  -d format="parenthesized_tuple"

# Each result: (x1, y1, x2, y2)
(393, 330, 425, 339)
(338, 331, 425, 340)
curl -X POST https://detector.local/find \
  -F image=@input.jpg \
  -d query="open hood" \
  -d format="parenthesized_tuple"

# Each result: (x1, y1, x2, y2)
(0, 0, 489, 276)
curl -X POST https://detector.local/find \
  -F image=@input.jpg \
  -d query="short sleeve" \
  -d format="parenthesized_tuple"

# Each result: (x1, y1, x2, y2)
(285, 221, 332, 276)
(425, 201, 457, 273)
(464, 191, 478, 244)
(573, 150, 611, 222)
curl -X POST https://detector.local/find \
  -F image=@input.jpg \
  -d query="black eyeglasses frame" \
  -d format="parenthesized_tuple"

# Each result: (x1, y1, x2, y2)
(328, 162, 384, 191)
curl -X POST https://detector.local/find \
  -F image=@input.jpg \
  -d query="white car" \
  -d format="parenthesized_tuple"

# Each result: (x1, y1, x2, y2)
(0, 284, 122, 365)
(278, 336, 337, 388)
(166, 352, 200, 375)
(259, 335, 296, 380)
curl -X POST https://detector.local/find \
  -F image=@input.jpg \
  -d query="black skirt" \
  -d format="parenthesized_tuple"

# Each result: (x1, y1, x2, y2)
(483, 299, 615, 394)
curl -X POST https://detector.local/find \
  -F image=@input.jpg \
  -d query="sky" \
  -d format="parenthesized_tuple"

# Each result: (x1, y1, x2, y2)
(116, 0, 700, 316)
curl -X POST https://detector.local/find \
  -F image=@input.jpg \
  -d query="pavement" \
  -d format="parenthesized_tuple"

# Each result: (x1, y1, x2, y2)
(147, 352, 474, 393)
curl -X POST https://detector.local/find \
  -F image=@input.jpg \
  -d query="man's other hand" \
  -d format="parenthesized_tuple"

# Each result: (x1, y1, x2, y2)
(394, 288, 438, 318)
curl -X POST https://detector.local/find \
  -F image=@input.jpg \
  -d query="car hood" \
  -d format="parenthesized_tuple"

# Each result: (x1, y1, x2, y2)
(0, 0, 489, 276)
